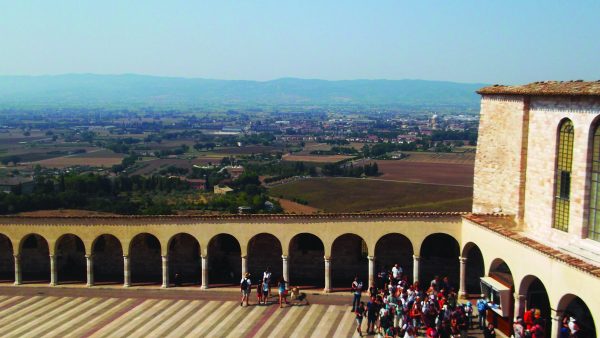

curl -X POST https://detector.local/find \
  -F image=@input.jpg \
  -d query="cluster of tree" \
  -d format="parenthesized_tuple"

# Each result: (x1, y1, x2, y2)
(0, 155, 21, 166)
(362, 142, 417, 157)
(111, 154, 139, 173)
(321, 139, 350, 145)
(103, 137, 141, 154)
(309, 146, 358, 155)
(0, 173, 190, 215)
(201, 172, 282, 213)
(193, 142, 216, 151)
(158, 165, 189, 176)
(240, 132, 276, 146)
(431, 130, 477, 145)
(321, 162, 379, 177)
(155, 144, 189, 157)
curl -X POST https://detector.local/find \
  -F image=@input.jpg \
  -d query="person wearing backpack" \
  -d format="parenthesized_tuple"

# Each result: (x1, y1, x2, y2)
(240, 272, 252, 307)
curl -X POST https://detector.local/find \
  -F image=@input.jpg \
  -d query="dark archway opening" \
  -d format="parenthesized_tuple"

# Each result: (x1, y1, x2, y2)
(55, 234, 86, 284)
(463, 243, 485, 295)
(248, 233, 282, 285)
(130, 233, 161, 285)
(92, 234, 123, 284)
(559, 295, 596, 338)
(208, 234, 241, 285)
(374, 233, 413, 287)
(20, 234, 50, 283)
(522, 277, 551, 335)
(168, 233, 200, 286)
(289, 233, 324, 288)
(0, 234, 14, 282)
(331, 234, 368, 289)
(420, 233, 460, 290)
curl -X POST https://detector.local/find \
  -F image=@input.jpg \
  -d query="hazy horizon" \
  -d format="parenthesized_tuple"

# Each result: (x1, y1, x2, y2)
(1, 1, 599, 84)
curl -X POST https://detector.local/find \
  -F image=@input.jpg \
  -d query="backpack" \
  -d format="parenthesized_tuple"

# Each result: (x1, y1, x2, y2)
(241, 278, 249, 290)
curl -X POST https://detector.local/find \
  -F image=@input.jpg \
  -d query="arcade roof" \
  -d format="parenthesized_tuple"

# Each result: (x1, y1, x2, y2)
(477, 80, 600, 97)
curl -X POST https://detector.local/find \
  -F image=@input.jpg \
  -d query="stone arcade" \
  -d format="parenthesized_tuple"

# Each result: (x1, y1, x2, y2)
(0, 81, 599, 337)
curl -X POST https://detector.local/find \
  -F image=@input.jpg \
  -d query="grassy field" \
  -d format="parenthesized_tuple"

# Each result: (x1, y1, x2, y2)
(282, 154, 353, 163)
(269, 177, 472, 213)
(352, 159, 474, 186)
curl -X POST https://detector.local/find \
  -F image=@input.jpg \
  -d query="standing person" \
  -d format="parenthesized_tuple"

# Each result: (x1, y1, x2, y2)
(256, 280, 264, 305)
(278, 278, 288, 308)
(513, 317, 525, 338)
(355, 301, 366, 337)
(483, 323, 496, 338)
(262, 277, 270, 304)
(477, 295, 488, 329)
(351, 275, 364, 312)
(392, 264, 402, 283)
(240, 272, 252, 307)
(263, 267, 272, 298)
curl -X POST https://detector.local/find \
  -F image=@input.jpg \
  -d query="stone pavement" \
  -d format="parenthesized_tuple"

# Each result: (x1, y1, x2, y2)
(0, 286, 487, 338)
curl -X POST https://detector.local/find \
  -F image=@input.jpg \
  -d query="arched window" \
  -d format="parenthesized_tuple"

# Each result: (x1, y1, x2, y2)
(588, 123, 600, 241)
(553, 120, 574, 232)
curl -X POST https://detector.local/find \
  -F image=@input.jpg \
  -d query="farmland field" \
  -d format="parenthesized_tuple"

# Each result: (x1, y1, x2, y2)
(282, 154, 353, 163)
(399, 151, 475, 164)
(269, 177, 472, 213)
(353, 159, 474, 186)
(31, 150, 125, 168)
(130, 156, 223, 175)
(211, 145, 282, 155)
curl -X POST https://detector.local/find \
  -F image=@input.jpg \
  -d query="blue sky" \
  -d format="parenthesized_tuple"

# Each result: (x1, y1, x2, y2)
(1, 1, 599, 84)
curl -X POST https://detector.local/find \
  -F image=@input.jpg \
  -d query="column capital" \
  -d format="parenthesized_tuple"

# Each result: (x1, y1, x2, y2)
(367, 255, 375, 260)
(241, 255, 247, 259)
(459, 256, 468, 263)
(49, 254, 55, 258)
(281, 254, 288, 260)
(13, 254, 19, 259)
(324, 256, 331, 262)
(515, 294, 526, 301)
(123, 255, 129, 259)
(201, 255, 208, 259)
(85, 254, 93, 259)
(162, 255, 168, 259)
(412, 254, 420, 261)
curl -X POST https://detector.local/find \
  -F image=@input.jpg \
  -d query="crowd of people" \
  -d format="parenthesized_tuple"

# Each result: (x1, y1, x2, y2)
(351, 264, 480, 338)
(239, 267, 309, 308)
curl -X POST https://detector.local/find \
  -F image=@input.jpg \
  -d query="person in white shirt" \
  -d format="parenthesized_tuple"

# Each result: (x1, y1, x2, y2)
(263, 267, 272, 297)
(392, 264, 402, 282)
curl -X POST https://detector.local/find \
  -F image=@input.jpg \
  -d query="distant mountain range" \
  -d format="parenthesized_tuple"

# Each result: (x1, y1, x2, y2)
(0, 74, 486, 111)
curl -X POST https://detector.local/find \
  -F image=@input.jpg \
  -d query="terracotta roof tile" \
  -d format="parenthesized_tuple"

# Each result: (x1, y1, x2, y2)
(477, 80, 600, 96)
(463, 214, 600, 279)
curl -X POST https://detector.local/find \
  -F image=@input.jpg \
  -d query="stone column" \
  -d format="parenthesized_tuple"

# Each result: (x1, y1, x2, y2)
(367, 255, 375, 287)
(241, 255, 248, 278)
(123, 255, 131, 287)
(13, 255, 21, 285)
(412, 255, 420, 284)
(200, 255, 209, 289)
(324, 256, 331, 293)
(514, 294, 526, 320)
(282, 255, 289, 286)
(161, 255, 169, 288)
(49, 254, 57, 286)
(459, 256, 468, 298)
(85, 254, 94, 287)
(550, 308, 562, 338)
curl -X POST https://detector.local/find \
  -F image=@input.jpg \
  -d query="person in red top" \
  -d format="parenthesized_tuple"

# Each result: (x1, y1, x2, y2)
(523, 308, 535, 330)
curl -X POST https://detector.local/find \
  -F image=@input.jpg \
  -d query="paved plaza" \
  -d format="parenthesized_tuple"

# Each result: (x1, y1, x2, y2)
(0, 286, 488, 338)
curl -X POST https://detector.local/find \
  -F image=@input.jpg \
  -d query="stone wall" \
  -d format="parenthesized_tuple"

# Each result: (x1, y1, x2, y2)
(524, 97, 600, 243)
(473, 95, 528, 216)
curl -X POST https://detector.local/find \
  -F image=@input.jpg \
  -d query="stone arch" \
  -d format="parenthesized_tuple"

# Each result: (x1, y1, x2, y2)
(331, 233, 368, 288)
(129, 233, 161, 285)
(584, 114, 600, 240)
(247, 233, 282, 284)
(0, 234, 14, 282)
(374, 233, 413, 285)
(419, 233, 460, 289)
(55, 234, 86, 284)
(462, 242, 485, 295)
(92, 234, 123, 284)
(168, 233, 201, 286)
(288, 233, 325, 287)
(19, 234, 50, 283)
(518, 275, 551, 334)
(207, 233, 241, 285)
(557, 294, 596, 338)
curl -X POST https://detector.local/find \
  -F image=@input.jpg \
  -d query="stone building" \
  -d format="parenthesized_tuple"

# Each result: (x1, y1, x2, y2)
(0, 81, 598, 337)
